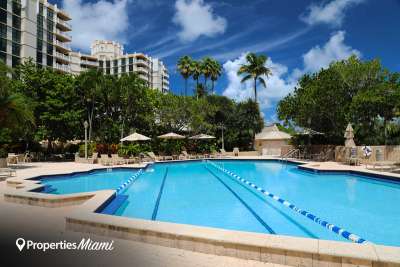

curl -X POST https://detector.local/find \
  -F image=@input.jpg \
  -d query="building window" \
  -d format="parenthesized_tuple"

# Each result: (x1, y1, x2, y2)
(47, 43, 53, 55)
(106, 60, 110, 68)
(39, 3, 44, 15)
(12, 55, 19, 67)
(121, 66, 126, 73)
(129, 65, 133, 72)
(99, 60, 104, 68)
(113, 59, 117, 67)
(12, 15, 21, 29)
(47, 20, 53, 32)
(121, 58, 126, 66)
(0, 24, 6, 38)
(47, 9, 54, 20)
(12, 1, 21, 16)
(0, 1, 7, 10)
(12, 42, 19, 56)
(113, 67, 118, 74)
(12, 28, 20, 43)
(47, 32, 53, 43)
(0, 9, 7, 24)
(106, 68, 110, 75)
(0, 37, 6, 52)
(0, 51, 6, 63)
(37, 39, 42, 51)
(47, 55, 53, 66)
(129, 57, 133, 64)
(37, 51, 42, 64)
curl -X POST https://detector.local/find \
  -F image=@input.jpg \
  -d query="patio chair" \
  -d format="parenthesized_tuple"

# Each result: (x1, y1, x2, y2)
(366, 149, 397, 171)
(87, 153, 98, 164)
(345, 147, 360, 165)
(218, 148, 228, 158)
(233, 147, 239, 157)
(146, 152, 160, 161)
(0, 168, 16, 177)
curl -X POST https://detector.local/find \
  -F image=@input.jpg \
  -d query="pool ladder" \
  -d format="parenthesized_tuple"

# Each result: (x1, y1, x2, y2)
(281, 149, 300, 164)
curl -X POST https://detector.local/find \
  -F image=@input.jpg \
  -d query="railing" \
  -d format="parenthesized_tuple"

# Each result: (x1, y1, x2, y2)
(281, 149, 300, 163)
(55, 52, 70, 62)
(55, 29, 71, 40)
(54, 40, 71, 50)
(81, 60, 98, 66)
(56, 18, 71, 29)
(55, 63, 71, 72)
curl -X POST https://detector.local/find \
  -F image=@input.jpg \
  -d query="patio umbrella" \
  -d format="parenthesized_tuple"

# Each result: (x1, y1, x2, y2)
(296, 128, 324, 136)
(344, 123, 356, 147)
(189, 134, 216, 140)
(120, 132, 151, 142)
(158, 132, 185, 139)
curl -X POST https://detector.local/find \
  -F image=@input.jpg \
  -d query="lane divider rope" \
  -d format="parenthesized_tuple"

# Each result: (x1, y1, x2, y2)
(116, 169, 144, 194)
(205, 160, 369, 244)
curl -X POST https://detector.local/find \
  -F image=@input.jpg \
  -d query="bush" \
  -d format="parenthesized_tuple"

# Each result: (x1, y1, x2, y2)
(0, 147, 7, 158)
(78, 142, 96, 157)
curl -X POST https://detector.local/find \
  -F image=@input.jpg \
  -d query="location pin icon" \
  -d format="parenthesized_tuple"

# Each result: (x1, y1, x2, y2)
(16, 238, 25, 251)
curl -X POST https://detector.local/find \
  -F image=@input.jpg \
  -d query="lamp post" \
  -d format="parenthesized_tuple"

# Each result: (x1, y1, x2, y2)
(218, 124, 225, 150)
(84, 121, 89, 159)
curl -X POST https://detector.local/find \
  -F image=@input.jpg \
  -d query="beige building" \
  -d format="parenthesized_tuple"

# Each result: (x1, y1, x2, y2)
(1, 0, 71, 71)
(1, 1, 169, 92)
(254, 124, 292, 156)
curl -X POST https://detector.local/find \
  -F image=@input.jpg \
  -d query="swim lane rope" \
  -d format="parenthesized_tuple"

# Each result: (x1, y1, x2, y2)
(205, 160, 369, 244)
(116, 169, 144, 194)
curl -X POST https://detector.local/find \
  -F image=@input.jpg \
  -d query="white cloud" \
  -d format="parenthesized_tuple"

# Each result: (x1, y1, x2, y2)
(292, 31, 361, 79)
(301, 0, 364, 27)
(222, 31, 360, 112)
(63, 0, 130, 51)
(173, 0, 227, 42)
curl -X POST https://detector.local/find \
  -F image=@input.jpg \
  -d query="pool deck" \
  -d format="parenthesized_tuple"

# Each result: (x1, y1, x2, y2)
(1, 158, 400, 266)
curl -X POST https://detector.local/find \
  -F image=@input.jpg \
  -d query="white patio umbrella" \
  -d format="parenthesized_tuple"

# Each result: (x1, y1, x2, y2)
(158, 132, 185, 139)
(344, 123, 356, 147)
(189, 134, 216, 140)
(120, 132, 151, 142)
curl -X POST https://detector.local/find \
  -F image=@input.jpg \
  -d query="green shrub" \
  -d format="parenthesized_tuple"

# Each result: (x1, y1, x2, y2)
(0, 147, 7, 158)
(78, 142, 96, 157)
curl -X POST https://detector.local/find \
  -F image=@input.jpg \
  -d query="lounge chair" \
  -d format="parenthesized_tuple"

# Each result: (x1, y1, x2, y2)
(111, 154, 125, 165)
(366, 149, 398, 171)
(233, 147, 239, 157)
(87, 153, 98, 164)
(218, 148, 228, 158)
(146, 152, 160, 161)
(100, 154, 112, 166)
(0, 168, 16, 177)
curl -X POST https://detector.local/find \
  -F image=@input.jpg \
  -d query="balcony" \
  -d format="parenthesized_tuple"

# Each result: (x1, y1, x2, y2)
(80, 60, 98, 67)
(136, 66, 149, 74)
(57, 9, 71, 21)
(55, 29, 71, 41)
(55, 52, 70, 63)
(55, 63, 71, 73)
(56, 18, 72, 31)
(54, 40, 71, 52)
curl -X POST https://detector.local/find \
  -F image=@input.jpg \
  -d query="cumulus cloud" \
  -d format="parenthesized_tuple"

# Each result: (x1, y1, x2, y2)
(173, 0, 227, 42)
(292, 31, 361, 79)
(222, 53, 296, 110)
(222, 31, 360, 112)
(63, 0, 130, 50)
(301, 0, 364, 27)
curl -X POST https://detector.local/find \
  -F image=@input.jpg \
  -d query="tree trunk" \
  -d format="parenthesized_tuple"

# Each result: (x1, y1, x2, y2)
(254, 77, 257, 102)
(195, 78, 199, 100)
(185, 78, 188, 96)
(211, 80, 215, 94)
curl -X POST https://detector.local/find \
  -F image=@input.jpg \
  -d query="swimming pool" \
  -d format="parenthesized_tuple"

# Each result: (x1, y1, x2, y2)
(39, 160, 400, 247)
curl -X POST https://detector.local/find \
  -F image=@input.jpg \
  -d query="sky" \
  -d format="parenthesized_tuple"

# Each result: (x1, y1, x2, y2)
(53, 0, 400, 123)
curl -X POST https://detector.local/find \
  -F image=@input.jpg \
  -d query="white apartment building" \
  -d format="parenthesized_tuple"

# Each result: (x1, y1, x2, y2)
(0, 0, 71, 71)
(1, 0, 169, 92)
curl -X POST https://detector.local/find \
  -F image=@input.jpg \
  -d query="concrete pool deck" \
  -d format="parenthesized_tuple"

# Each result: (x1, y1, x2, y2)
(1, 159, 400, 266)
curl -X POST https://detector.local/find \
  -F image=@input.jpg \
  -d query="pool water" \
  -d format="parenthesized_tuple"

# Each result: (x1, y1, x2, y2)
(40, 160, 400, 246)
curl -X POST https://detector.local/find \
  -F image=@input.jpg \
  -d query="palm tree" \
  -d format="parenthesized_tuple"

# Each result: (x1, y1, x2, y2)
(237, 53, 272, 102)
(177, 56, 192, 96)
(201, 57, 214, 92)
(190, 60, 202, 99)
(210, 59, 222, 94)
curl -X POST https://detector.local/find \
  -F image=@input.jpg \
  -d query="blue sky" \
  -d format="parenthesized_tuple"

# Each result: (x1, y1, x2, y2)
(54, 0, 400, 123)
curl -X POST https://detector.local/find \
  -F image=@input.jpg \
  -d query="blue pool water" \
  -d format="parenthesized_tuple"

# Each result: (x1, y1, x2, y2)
(39, 160, 400, 246)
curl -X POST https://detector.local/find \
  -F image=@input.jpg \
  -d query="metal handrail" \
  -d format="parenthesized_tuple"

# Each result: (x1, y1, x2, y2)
(281, 149, 300, 163)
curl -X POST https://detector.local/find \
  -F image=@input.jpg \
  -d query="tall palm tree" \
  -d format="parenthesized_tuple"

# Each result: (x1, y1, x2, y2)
(237, 53, 272, 102)
(201, 57, 214, 92)
(190, 60, 202, 99)
(177, 56, 192, 96)
(210, 59, 222, 94)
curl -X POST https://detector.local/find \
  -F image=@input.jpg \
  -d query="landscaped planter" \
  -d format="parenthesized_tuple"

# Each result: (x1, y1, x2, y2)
(0, 158, 7, 168)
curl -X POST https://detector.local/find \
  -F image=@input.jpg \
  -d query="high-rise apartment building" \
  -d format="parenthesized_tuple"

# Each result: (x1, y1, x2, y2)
(0, 0, 71, 71)
(0, 0, 169, 92)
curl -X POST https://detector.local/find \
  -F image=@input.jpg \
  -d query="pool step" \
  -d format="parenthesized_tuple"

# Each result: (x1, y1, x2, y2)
(101, 195, 128, 215)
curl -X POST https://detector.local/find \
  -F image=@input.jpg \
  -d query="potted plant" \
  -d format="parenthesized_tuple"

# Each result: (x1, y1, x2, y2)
(0, 148, 7, 168)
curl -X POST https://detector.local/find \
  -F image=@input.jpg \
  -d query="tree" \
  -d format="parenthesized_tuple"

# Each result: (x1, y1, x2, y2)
(237, 53, 272, 102)
(0, 61, 34, 131)
(210, 59, 222, 94)
(277, 56, 400, 145)
(201, 57, 214, 92)
(177, 56, 192, 96)
(190, 60, 202, 99)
